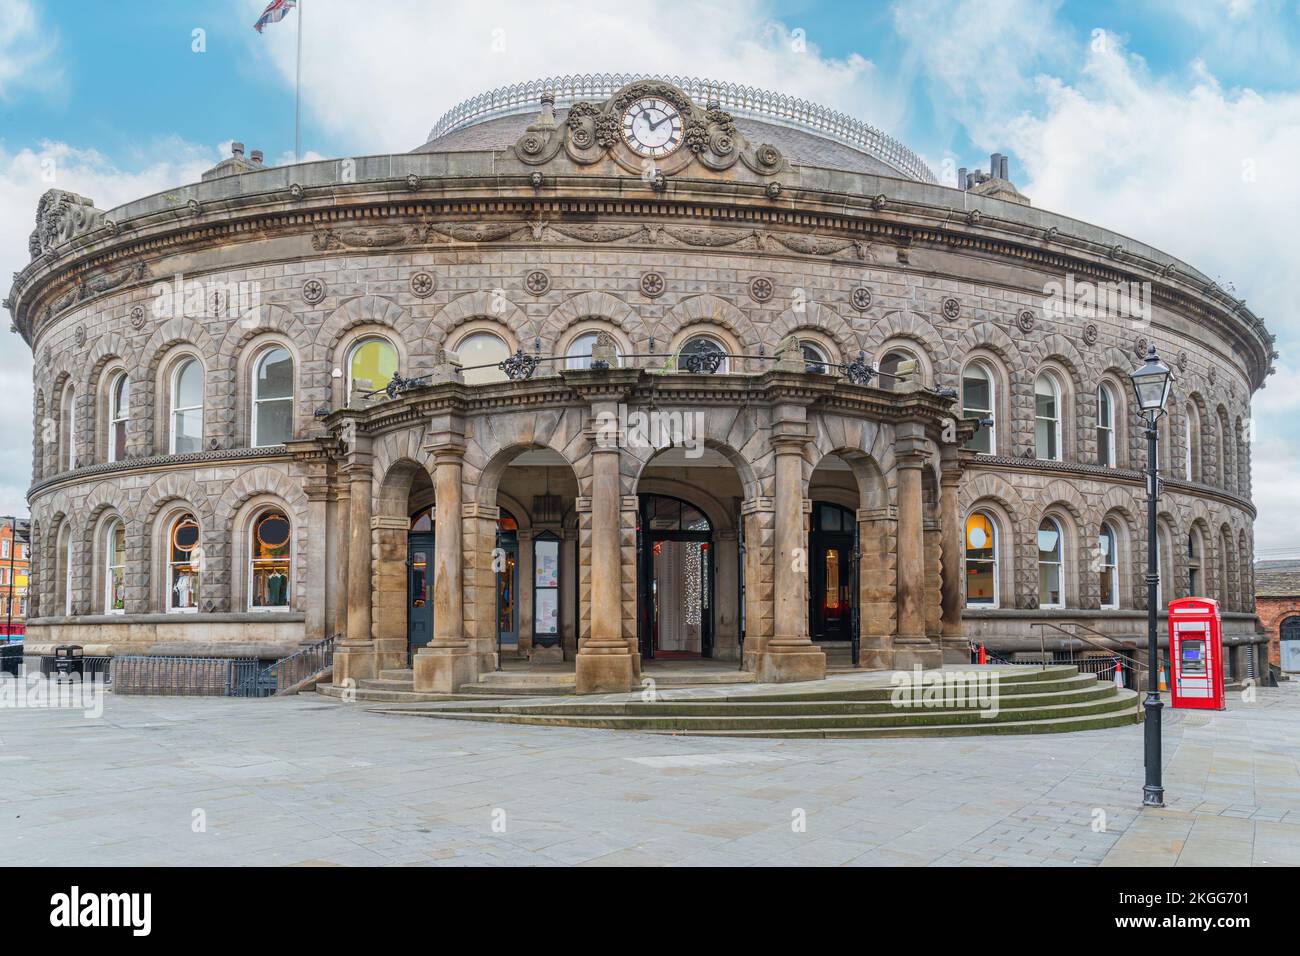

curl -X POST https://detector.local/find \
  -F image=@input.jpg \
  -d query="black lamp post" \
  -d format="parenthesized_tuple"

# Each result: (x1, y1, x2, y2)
(1129, 344, 1173, 808)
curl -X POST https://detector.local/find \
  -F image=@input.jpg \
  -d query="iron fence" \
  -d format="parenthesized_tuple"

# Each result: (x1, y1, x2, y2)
(113, 656, 264, 697)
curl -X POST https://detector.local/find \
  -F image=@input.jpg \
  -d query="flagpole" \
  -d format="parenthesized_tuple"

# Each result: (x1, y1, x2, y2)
(294, 0, 303, 161)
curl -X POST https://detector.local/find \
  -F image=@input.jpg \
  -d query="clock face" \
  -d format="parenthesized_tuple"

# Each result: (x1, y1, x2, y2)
(620, 97, 684, 158)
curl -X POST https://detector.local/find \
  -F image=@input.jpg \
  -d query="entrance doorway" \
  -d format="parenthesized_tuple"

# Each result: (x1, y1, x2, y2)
(496, 511, 519, 648)
(407, 505, 435, 659)
(638, 494, 713, 659)
(809, 501, 855, 643)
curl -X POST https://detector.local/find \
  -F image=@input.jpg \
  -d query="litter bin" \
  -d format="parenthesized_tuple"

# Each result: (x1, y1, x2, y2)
(0, 643, 21, 677)
(53, 644, 84, 678)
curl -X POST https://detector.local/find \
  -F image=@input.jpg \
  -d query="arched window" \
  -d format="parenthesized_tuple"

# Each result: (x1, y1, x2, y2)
(1037, 517, 1064, 608)
(169, 359, 203, 454)
(1097, 382, 1117, 467)
(1099, 521, 1118, 609)
(565, 331, 622, 370)
(1185, 402, 1200, 481)
(62, 383, 76, 471)
(879, 348, 920, 390)
(108, 372, 129, 463)
(1034, 373, 1062, 460)
(455, 331, 510, 385)
(962, 361, 995, 454)
(252, 347, 294, 447)
(800, 341, 829, 374)
(64, 530, 74, 616)
(964, 511, 998, 607)
(104, 518, 126, 613)
(347, 337, 398, 395)
(249, 509, 292, 609)
(680, 335, 729, 374)
(1187, 528, 1201, 596)
(168, 514, 201, 613)
(410, 505, 433, 532)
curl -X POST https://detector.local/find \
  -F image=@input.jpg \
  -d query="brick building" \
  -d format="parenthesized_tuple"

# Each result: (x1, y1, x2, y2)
(0, 518, 31, 637)
(1256, 560, 1300, 672)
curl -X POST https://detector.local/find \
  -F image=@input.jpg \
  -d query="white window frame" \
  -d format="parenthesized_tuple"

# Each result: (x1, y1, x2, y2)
(64, 384, 77, 471)
(962, 361, 996, 454)
(108, 370, 129, 463)
(104, 518, 126, 615)
(64, 533, 73, 616)
(1037, 516, 1065, 609)
(1034, 373, 1062, 461)
(451, 331, 510, 385)
(167, 515, 200, 614)
(799, 340, 829, 374)
(252, 347, 294, 448)
(1099, 521, 1119, 609)
(963, 510, 999, 609)
(169, 359, 203, 455)
(1097, 382, 1116, 468)
(564, 331, 622, 370)
(345, 336, 400, 397)
(248, 509, 293, 611)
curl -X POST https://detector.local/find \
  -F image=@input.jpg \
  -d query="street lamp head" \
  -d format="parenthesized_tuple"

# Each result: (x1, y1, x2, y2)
(1130, 344, 1173, 413)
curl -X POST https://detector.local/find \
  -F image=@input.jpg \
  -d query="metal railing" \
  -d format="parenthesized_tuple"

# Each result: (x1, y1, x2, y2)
(426, 73, 938, 183)
(113, 655, 263, 697)
(238, 634, 338, 697)
(972, 638, 1142, 691)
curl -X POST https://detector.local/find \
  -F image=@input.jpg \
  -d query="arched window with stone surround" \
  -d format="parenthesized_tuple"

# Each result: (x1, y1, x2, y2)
(1037, 516, 1065, 608)
(1185, 401, 1201, 481)
(879, 347, 922, 391)
(1099, 521, 1119, 609)
(107, 371, 129, 463)
(252, 346, 294, 447)
(1097, 382, 1117, 467)
(964, 510, 998, 608)
(799, 340, 830, 374)
(346, 336, 398, 396)
(248, 508, 292, 610)
(1187, 527, 1202, 596)
(962, 360, 996, 454)
(104, 518, 126, 614)
(169, 359, 203, 454)
(167, 513, 201, 613)
(679, 334, 729, 374)
(564, 330, 622, 370)
(453, 330, 510, 385)
(61, 382, 76, 471)
(1034, 373, 1063, 461)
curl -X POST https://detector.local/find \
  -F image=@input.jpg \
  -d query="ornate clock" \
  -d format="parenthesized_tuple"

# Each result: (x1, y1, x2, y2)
(620, 96, 684, 158)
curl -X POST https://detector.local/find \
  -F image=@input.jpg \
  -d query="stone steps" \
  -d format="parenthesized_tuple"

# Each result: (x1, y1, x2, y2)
(363, 666, 1142, 737)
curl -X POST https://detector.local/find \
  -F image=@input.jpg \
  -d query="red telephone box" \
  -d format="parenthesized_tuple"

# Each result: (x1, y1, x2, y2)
(1168, 597, 1225, 710)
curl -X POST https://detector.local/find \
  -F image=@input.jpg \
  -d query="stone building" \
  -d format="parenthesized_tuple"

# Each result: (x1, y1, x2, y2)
(1255, 560, 1300, 673)
(6, 75, 1273, 693)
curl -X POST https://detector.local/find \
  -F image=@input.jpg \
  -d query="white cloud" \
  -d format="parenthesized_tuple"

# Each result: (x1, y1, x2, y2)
(0, 142, 221, 518)
(241, 0, 899, 153)
(0, 0, 60, 100)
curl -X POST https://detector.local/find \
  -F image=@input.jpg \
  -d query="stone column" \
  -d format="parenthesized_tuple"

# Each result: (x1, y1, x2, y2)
(413, 445, 478, 692)
(575, 404, 636, 694)
(756, 415, 826, 684)
(939, 454, 966, 663)
(332, 429, 375, 685)
(894, 427, 941, 669)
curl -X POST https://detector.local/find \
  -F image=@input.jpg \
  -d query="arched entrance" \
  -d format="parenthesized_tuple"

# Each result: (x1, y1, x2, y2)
(637, 493, 714, 659)
(408, 504, 435, 657)
(809, 501, 855, 643)
(1281, 616, 1300, 672)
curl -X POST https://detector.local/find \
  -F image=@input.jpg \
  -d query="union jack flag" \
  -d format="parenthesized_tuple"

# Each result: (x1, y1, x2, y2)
(254, 0, 296, 33)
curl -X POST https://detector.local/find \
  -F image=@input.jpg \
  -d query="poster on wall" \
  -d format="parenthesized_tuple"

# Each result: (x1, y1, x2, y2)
(535, 589, 559, 634)
(535, 541, 559, 588)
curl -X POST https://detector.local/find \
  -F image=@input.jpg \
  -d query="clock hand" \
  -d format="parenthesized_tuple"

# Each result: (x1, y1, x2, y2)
(646, 111, 667, 132)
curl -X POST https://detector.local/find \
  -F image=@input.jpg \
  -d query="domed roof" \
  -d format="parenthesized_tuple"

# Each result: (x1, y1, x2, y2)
(415, 74, 936, 184)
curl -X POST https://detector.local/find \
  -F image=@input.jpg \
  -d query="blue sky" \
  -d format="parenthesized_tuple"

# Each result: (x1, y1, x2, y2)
(2, 0, 1298, 555)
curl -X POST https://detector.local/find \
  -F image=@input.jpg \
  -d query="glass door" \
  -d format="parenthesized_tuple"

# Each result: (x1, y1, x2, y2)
(407, 532, 435, 658)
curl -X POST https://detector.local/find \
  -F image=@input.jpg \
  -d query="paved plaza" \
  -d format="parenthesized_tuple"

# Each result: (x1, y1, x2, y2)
(2, 681, 1298, 866)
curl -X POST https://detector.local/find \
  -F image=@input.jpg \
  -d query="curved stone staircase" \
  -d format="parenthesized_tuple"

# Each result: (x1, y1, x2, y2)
(361, 665, 1141, 738)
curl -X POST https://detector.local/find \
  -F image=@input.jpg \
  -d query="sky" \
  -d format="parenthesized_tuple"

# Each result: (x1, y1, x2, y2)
(1, 0, 1298, 557)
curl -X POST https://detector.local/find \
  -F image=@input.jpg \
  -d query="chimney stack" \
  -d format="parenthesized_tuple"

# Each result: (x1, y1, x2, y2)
(250, 149, 263, 167)
(232, 142, 245, 159)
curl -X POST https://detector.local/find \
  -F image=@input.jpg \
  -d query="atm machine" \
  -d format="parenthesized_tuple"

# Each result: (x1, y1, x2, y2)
(1167, 596, 1225, 710)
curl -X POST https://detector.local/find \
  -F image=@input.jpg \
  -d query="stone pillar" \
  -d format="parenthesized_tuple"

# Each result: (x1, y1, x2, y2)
(413, 445, 478, 692)
(332, 429, 375, 685)
(894, 429, 941, 669)
(939, 450, 966, 663)
(756, 416, 826, 683)
(576, 430, 636, 694)
(302, 479, 329, 644)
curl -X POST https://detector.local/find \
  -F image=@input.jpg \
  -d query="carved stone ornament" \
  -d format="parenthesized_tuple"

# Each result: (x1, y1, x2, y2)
(406, 174, 421, 191)
(1082, 322, 1099, 346)
(942, 297, 962, 321)
(1208, 366, 1218, 385)
(29, 189, 105, 259)
(640, 271, 665, 298)
(289, 183, 304, 200)
(1134, 335, 1149, 359)
(1016, 309, 1035, 333)
(302, 278, 326, 304)
(748, 276, 774, 303)
(130, 305, 147, 330)
(73, 325, 86, 348)
(525, 270, 551, 296)
(410, 272, 437, 298)
(850, 287, 873, 312)
(1177, 350, 1189, 372)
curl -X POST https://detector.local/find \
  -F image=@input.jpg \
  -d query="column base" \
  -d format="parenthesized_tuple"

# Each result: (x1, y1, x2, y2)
(332, 641, 375, 684)
(413, 643, 479, 693)
(893, 643, 943, 670)
(941, 638, 969, 665)
(756, 643, 826, 684)
(575, 646, 636, 695)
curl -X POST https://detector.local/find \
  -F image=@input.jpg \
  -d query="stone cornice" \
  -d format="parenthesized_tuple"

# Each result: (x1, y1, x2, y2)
(7, 162, 1274, 389)
(27, 445, 291, 501)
